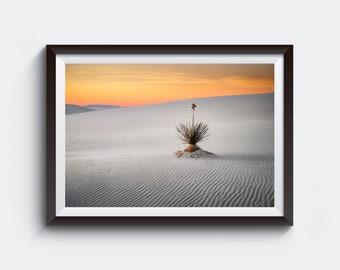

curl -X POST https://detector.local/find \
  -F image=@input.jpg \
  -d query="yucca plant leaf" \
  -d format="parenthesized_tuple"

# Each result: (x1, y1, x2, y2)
(175, 122, 209, 145)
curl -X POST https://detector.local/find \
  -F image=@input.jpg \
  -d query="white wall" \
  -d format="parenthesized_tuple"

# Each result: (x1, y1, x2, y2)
(1, 1, 339, 269)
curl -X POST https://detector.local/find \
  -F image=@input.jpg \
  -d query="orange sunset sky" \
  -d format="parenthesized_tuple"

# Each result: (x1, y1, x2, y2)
(66, 64, 274, 107)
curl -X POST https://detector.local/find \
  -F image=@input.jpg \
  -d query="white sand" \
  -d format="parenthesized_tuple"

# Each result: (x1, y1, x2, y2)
(66, 93, 274, 207)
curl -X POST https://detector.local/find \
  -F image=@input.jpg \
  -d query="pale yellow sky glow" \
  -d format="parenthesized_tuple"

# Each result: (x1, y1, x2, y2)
(66, 64, 274, 107)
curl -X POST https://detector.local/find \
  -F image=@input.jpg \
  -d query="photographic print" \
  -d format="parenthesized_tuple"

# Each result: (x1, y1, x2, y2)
(46, 45, 293, 224)
(65, 63, 275, 208)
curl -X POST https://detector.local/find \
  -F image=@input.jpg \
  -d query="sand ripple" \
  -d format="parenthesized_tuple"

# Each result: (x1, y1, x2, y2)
(66, 154, 274, 207)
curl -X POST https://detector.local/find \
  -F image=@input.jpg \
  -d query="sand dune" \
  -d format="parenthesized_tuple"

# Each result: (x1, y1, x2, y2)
(66, 94, 274, 207)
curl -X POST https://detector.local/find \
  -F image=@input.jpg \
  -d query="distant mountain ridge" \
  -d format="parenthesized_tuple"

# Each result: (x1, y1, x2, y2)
(66, 104, 120, 115)
(84, 105, 120, 110)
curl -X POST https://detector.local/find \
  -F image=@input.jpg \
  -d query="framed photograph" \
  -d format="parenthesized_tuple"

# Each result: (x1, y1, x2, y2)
(46, 45, 293, 225)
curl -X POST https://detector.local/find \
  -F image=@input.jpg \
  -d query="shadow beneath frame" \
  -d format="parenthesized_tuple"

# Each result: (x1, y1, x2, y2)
(44, 217, 291, 237)
(36, 46, 47, 229)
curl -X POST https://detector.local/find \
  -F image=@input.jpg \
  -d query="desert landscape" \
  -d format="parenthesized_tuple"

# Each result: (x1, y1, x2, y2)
(65, 93, 274, 207)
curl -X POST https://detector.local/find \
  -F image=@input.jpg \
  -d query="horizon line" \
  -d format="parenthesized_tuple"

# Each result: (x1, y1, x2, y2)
(66, 92, 274, 108)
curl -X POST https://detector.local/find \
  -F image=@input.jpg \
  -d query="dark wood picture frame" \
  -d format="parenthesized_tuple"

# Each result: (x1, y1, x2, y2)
(46, 45, 293, 226)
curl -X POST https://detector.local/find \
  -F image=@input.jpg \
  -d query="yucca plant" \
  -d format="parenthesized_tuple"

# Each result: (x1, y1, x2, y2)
(175, 103, 209, 153)
(176, 122, 209, 152)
